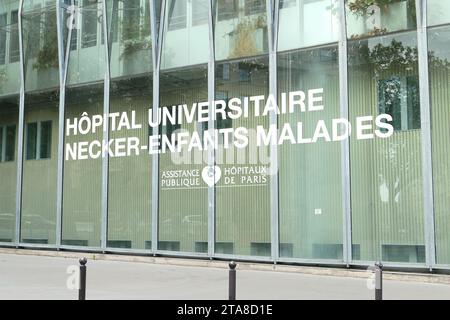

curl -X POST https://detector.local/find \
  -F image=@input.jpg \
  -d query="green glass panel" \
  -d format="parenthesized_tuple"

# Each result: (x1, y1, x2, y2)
(22, 92, 58, 245)
(0, 93, 19, 242)
(214, 56, 271, 257)
(348, 31, 425, 263)
(62, 85, 103, 247)
(428, 25, 450, 265)
(107, 76, 153, 250)
(158, 65, 208, 253)
(278, 46, 343, 260)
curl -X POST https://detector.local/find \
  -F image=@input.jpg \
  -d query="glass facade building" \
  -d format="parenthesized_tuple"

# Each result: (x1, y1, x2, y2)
(0, 0, 449, 270)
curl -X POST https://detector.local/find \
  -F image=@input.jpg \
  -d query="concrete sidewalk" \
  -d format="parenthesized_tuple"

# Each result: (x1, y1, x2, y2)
(1, 250, 450, 300)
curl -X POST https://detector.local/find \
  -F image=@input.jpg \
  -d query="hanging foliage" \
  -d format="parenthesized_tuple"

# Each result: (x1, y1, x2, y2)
(230, 14, 267, 59)
(348, 0, 404, 16)
(348, 0, 416, 38)
(33, 41, 59, 71)
(32, 9, 59, 71)
(351, 39, 450, 75)
(120, 3, 152, 60)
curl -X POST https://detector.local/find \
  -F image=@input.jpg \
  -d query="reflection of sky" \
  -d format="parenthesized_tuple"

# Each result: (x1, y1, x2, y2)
(278, 0, 340, 51)
(427, 0, 450, 26)
(428, 27, 450, 61)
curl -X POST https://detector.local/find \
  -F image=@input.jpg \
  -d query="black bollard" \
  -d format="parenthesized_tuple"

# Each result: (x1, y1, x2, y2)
(79, 258, 87, 300)
(375, 262, 383, 300)
(229, 261, 237, 300)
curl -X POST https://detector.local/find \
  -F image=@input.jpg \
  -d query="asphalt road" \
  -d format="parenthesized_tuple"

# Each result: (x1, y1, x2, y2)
(1, 253, 450, 300)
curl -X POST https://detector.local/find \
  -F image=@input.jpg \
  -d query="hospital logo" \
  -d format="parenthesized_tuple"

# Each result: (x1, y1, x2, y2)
(202, 166, 222, 187)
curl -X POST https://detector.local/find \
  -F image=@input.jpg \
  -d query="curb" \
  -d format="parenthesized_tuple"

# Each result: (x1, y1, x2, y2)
(1, 248, 450, 285)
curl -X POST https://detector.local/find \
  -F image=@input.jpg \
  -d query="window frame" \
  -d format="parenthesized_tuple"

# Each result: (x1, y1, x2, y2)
(279, 0, 297, 9)
(25, 121, 52, 161)
(39, 120, 52, 159)
(0, 125, 3, 161)
(0, 12, 7, 65)
(377, 75, 421, 132)
(217, 0, 239, 21)
(244, 0, 266, 16)
(81, 0, 100, 48)
(192, 0, 209, 26)
(26, 122, 38, 160)
(9, 9, 19, 63)
(0, 125, 16, 162)
(167, 0, 187, 31)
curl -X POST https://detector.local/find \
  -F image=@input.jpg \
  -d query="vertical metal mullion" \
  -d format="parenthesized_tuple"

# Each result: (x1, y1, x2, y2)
(207, 0, 215, 258)
(101, 0, 111, 251)
(151, 0, 166, 254)
(272, 0, 279, 47)
(150, 66, 159, 253)
(106, 0, 117, 64)
(63, 0, 73, 85)
(149, 0, 157, 67)
(338, 0, 351, 266)
(416, 0, 436, 270)
(268, 0, 279, 263)
(149, 0, 157, 254)
(157, 0, 165, 70)
(55, 0, 68, 248)
(15, 0, 25, 246)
